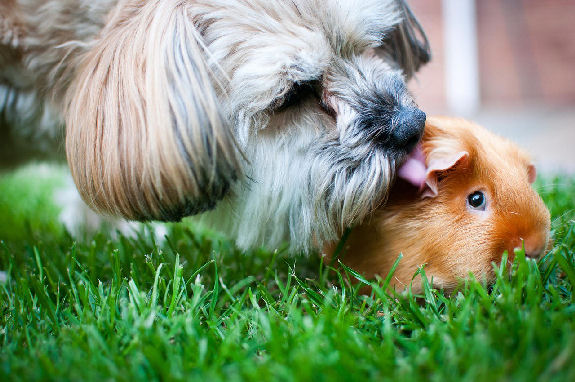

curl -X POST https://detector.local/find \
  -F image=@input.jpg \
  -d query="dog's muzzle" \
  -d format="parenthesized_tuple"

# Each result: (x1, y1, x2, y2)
(390, 107, 426, 153)
(356, 104, 426, 154)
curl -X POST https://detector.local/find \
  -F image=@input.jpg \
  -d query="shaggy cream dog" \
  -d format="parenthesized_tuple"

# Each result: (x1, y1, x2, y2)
(0, 0, 429, 251)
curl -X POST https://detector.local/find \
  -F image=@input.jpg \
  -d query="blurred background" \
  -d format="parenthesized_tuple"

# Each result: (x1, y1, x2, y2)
(0, 0, 573, 242)
(408, 0, 575, 174)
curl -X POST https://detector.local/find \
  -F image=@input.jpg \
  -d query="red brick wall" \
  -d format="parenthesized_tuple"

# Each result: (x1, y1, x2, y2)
(407, 0, 575, 112)
(407, 0, 446, 113)
(477, 0, 575, 107)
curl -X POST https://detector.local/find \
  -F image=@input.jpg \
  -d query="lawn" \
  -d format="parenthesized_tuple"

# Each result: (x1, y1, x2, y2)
(1, 164, 574, 381)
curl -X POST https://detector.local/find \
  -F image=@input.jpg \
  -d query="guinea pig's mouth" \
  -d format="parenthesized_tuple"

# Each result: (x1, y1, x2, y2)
(397, 144, 427, 188)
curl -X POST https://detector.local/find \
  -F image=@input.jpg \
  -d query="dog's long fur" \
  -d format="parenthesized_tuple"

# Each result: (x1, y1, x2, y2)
(0, 0, 430, 252)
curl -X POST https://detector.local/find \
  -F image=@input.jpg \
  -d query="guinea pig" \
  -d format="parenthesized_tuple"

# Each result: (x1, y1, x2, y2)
(327, 116, 551, 293)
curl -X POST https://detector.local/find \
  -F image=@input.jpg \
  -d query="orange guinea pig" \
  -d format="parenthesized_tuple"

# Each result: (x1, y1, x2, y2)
(329, 116, 551, 293)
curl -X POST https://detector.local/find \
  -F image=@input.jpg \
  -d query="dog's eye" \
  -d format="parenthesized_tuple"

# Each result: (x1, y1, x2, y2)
(273, 80, 319, 111)
(467, 191, 486, 211)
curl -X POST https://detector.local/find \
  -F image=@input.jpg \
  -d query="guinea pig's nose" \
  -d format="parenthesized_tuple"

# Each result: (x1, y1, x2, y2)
(391, 108, 426, 152)
(523, 245, 545, 259)
(516, 233, 549, 259)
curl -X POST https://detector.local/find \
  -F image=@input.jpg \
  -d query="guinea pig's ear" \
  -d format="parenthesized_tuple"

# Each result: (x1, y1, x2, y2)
(422, 151, 469, 198)
(528, 164, 537, 184)
(65, 1, 240, 221)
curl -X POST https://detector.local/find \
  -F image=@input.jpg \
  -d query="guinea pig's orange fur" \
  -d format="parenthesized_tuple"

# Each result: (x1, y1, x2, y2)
(328, 116, 551, 293)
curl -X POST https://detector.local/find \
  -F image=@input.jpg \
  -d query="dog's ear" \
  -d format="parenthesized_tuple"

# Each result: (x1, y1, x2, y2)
(384, 0, 431, 78)
(66, 1, 240, 221)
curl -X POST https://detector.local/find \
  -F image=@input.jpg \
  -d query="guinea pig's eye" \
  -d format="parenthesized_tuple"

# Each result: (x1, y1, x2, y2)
(467, 191, 486, 211)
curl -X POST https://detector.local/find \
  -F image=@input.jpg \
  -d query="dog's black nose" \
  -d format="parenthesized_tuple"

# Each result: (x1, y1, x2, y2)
(391, 108, 426, 151)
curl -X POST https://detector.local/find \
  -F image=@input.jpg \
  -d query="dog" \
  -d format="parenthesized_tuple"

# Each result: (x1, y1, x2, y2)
(0, 0, 429, 252)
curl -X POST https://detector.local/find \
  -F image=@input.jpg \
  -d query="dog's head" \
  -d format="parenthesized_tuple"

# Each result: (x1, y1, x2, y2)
(197, 0, 429, 147)
(65, 0, 429, 245)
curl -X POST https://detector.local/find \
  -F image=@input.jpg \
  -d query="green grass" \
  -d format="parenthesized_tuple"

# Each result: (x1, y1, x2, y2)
(1, 165, 574, 381)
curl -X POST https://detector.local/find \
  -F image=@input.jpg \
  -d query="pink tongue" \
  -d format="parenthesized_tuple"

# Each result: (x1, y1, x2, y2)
(398, 145, 426, 188)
